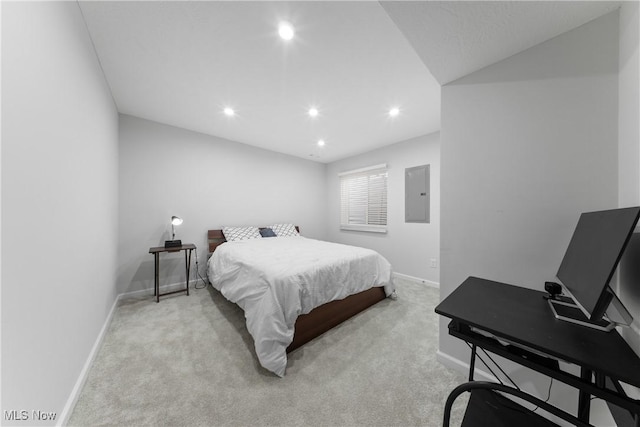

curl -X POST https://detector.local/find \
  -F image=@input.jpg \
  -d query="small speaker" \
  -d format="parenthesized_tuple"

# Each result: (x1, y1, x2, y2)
(164, 239, 182, 248)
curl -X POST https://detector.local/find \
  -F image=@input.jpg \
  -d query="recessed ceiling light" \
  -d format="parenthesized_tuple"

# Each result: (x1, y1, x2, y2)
(308, 108, 319, 117)
(389, 107, 400, 117)
(223, 107, 235, 117)
(317, 139, 325, 147)
(278, 22, 295, 40)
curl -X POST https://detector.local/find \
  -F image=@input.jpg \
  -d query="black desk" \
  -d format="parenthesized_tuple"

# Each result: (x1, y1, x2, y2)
(436, 276, 640, 425)
(149, 244, 195, 303)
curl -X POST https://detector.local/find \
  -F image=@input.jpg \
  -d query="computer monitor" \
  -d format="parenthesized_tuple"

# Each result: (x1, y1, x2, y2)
(551, 206, 640, 331)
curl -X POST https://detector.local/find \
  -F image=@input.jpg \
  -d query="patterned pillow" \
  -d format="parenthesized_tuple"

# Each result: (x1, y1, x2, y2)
(269, 223, 299, 237)
(222, 226, 261, 242)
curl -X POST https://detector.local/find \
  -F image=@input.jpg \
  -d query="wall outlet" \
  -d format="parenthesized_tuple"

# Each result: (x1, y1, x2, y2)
(430, 258, 437, 268)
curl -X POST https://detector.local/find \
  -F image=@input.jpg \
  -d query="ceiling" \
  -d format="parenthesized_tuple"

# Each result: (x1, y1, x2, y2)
(79, 1, 620, 164)
(380, 1, 621, 85)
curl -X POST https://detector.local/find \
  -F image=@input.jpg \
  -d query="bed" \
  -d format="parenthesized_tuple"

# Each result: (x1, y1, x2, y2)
(207, 224, 394, 377)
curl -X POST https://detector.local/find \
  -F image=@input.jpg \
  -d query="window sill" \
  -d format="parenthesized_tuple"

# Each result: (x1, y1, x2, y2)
(340, 225, 387, 234)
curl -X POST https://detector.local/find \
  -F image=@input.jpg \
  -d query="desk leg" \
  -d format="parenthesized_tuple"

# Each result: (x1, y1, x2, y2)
(154, 252, 160, 303)
(577, 368, 592, 422)
(184, 249, 192, 297)
(469, 343, 477, 381)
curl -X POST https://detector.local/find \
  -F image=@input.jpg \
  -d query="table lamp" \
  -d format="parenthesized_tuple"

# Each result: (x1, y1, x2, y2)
(164, 215, 183, 248)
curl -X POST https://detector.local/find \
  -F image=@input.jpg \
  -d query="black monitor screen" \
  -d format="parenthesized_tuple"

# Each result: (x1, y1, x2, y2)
(557, 207, 640, 320)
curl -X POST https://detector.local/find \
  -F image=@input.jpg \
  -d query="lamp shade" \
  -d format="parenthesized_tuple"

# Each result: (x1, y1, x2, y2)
(171, 216, 183, 226)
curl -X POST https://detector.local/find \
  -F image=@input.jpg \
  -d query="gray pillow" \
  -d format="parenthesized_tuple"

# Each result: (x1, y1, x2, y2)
(259, 228, 277, 237)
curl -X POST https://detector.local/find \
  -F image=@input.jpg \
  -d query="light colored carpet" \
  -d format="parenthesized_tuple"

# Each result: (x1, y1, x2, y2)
(69, 277, 468, 426)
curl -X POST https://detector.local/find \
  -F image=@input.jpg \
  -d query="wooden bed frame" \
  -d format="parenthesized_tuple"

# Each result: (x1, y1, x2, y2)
(207, 228, 387, 352)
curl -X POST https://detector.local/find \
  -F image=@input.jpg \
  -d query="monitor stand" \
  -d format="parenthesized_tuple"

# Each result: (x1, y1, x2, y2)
(548, 298, 615, 332)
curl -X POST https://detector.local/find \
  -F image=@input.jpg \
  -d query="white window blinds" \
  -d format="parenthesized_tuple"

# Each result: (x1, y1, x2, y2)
(339, 164, 388, 233)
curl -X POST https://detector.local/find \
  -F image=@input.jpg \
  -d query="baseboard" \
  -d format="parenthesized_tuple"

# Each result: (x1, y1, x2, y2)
(393, 272, 439, 289)
(58, 293, 120, 426)
(435, 350, 497, 382)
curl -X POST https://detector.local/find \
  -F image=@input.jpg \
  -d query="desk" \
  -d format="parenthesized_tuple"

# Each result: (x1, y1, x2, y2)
(149, 244, 195, 303)
(436, 277, 640, 425)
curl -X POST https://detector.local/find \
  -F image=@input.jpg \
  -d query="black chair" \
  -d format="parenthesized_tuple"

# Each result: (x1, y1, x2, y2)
(443, 381, 594, 427)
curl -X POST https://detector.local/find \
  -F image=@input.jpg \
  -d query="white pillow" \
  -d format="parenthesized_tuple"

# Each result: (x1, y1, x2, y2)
(222, 226, 261, 242)
(269, 223, 299, 237)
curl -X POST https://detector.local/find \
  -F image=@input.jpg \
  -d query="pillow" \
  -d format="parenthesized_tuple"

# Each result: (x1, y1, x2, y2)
(269, 223, 299, 237)
(222, 226, 261, 242)
(259, 228, 277, 238)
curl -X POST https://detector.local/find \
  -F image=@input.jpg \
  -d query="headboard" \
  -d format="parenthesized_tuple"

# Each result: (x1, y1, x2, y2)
(208, 226, 300, 253)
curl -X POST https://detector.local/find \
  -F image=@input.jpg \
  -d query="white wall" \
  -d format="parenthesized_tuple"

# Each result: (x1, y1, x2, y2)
(118, 115, 327, 294)
(325, 133, 440, 283)
(1, 2, 119, 425)
(440, 9, 619, 417)
(618, 2, 640, 209)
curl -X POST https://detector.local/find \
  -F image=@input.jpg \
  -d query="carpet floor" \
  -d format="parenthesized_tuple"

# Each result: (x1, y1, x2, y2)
(69, 277, 468, 426)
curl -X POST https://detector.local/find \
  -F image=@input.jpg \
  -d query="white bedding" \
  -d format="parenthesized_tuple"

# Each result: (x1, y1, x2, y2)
(207, 236, 394, 376)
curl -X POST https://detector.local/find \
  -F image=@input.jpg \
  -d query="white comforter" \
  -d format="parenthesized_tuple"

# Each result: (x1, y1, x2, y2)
(207, 236, 394, 376)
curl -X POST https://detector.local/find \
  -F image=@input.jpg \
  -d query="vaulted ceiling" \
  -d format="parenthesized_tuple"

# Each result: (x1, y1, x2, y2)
(381, 1, 620, 85)
(79, 1, 620, 163)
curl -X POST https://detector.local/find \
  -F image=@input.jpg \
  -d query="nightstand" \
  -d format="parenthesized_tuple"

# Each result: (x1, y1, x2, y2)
(148, 243, 196, 303)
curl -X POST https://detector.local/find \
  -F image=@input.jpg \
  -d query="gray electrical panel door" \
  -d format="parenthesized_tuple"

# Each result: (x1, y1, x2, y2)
(405, 165, 430, 223)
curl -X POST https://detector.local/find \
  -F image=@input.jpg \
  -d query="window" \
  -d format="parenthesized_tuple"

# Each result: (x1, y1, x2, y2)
(339, 164, 388, 233)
